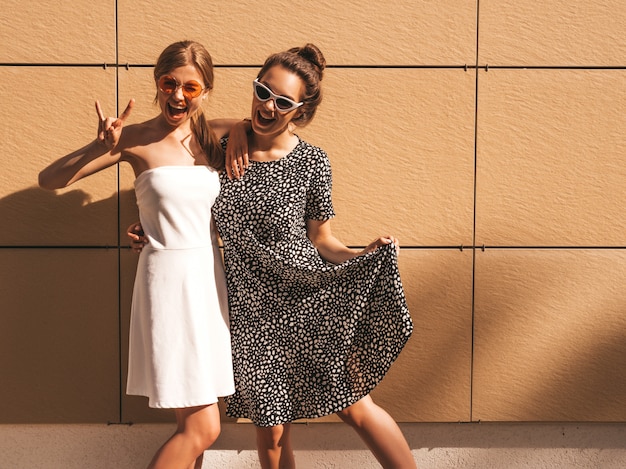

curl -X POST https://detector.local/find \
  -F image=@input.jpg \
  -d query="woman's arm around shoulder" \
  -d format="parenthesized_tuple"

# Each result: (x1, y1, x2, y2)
(207, 118, 251, 179)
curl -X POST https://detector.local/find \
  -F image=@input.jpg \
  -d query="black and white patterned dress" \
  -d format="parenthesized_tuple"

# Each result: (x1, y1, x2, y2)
(213, 137, 413, 427)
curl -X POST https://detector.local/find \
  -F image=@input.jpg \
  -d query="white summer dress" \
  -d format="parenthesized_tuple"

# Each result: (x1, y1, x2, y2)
(126, 165, 234, 408)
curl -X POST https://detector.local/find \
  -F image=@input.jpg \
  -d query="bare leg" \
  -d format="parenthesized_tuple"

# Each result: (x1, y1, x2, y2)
(147, 404, 220, 469)
(337, 396, 417, 469)
(256, 423, 296, 469)
(185, 451, 203, 469)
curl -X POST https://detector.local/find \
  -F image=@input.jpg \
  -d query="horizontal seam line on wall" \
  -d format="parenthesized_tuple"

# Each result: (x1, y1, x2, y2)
(3, 245, 626, 250)
(1, 63, 626, 70)
(0, 245, 120, 249)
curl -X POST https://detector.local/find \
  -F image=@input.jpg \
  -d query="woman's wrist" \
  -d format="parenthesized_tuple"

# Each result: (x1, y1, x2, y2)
(242, 118, 252, 133)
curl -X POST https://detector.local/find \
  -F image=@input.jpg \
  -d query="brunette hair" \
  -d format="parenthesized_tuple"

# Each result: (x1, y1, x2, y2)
(153, 40, 224, 170)
(257, 44, 326, 126)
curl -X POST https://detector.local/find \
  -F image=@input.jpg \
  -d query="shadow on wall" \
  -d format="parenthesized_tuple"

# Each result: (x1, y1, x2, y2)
(0, 186, 138, 246)
(472, 252, 626, 423)
(371, 250, 473, 423)
(2, 187, 626, 430)
(0, 186, 139, 423)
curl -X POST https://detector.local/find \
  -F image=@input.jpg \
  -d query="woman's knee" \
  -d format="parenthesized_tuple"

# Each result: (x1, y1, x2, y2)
(336, 395, 375, 427)
(179, 405, 221, 450)
(199, 412, 222, 449)
(198, 420, 221, 448)
(337, 406, 357, 426)
(256, 424, 291, 449)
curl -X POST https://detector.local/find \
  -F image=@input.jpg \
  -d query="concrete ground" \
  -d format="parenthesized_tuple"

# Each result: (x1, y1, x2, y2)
(1, 421, 625, 468)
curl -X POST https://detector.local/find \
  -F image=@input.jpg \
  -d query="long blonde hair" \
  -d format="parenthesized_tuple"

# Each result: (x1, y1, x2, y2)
(154, 41, 224, 170)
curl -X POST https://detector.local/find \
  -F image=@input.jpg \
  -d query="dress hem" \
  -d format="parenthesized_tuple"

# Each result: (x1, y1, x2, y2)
(226, 383, 380, 428)
(128, 389, 235, 410)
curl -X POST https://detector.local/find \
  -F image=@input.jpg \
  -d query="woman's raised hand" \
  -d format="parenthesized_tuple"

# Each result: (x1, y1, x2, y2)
(95, 99, 134, 150)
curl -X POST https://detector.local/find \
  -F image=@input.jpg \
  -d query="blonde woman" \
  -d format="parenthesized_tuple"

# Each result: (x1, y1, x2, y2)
(40, 40, 235, 469)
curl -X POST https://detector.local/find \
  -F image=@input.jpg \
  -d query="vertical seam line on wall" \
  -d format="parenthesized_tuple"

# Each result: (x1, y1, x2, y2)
(470, 0, 481, 423)
(115, 0, 123, 425)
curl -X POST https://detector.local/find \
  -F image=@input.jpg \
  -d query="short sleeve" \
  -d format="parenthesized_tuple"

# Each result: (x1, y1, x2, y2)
(305, 147, 335, 221)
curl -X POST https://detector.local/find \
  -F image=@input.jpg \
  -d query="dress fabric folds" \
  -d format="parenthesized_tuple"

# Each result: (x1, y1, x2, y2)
(214, 138, 413, 427)
(127, 165, 234, 409)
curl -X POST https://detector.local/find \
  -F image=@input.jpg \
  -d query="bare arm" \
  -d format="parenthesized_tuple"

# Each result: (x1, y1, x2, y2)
(306, 219, 356, 264)
(38, 100, 134, 190)
(225, 119, 252, 179)
(306, 219, 399, 264)
(207, 118, 240, 139)
(38, 139, 119, 189)
(206, 118, 252, 179)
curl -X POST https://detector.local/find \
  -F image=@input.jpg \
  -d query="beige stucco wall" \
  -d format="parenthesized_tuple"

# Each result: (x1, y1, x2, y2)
(1, 0, 625, 448)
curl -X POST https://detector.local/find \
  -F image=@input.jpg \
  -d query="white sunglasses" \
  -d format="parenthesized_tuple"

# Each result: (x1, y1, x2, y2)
(253, 79, 303, 112)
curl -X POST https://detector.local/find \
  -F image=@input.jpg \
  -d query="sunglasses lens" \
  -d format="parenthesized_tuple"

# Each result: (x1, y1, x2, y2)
(159, 76, 203, 98)
(158, 76, 177, 94)
(183, 82, 203, 98)
(254, 83, 271, 100)
(275, 98, 295, 111)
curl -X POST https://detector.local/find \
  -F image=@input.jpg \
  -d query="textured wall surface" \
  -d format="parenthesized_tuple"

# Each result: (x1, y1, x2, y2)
(1, 0, 625, 448)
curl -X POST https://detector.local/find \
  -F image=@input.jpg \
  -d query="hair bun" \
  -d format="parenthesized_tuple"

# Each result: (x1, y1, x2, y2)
(291, 43, 326, 80)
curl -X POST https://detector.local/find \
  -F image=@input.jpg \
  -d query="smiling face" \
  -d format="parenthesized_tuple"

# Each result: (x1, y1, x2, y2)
(156, 64, 207, 128)
(251, 65, 305, 138)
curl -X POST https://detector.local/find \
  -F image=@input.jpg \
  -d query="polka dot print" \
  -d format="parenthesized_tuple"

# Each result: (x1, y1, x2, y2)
(213, 137, 413, 427)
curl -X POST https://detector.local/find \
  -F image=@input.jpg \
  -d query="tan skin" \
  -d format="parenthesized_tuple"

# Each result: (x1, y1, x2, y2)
(39, 65, 235, 188)
(40, 64, 237, 469)
(129, 65, 416, 469)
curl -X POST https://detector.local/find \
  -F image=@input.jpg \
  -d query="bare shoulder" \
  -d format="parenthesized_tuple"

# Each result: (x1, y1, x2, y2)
(207, 118, 239, 139)
(118, 118, 160, 148)
(116, 119, 164, 165)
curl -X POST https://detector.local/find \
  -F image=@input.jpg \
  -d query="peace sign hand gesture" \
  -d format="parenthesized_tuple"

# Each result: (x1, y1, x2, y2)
(95, 99, 134, 150)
